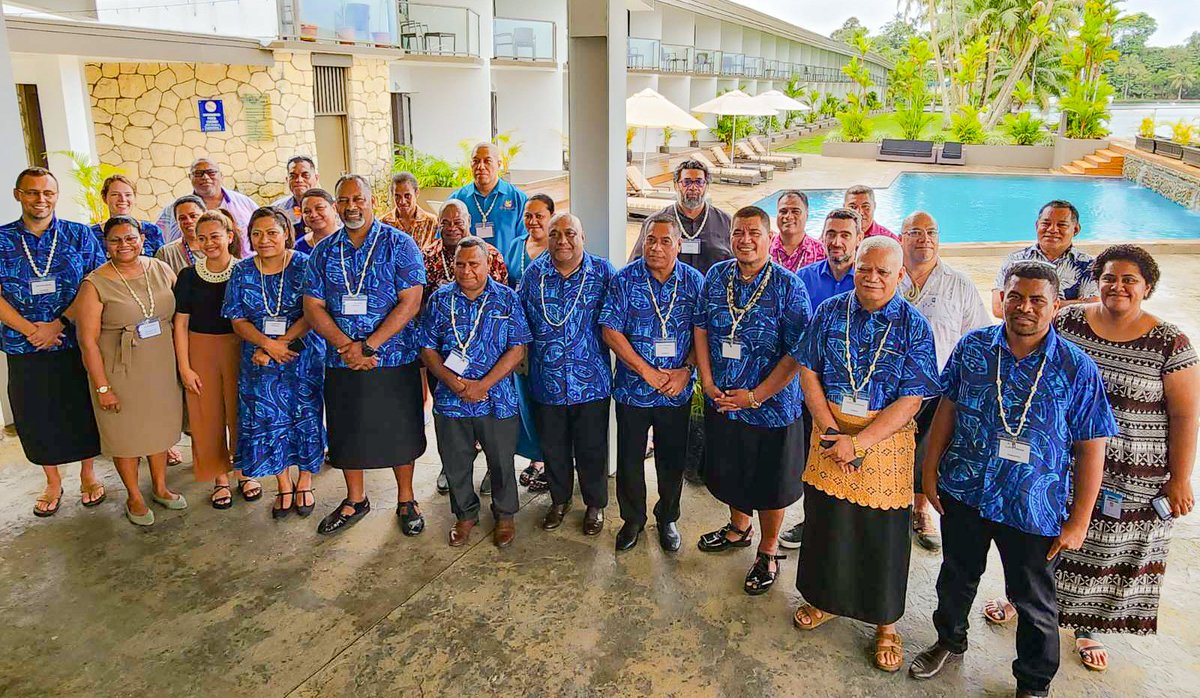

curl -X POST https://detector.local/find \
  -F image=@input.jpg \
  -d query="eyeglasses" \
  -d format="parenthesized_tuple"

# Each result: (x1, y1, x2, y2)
(191, 169, 220, 179)
(902, 228, 939, 238)
(679, 178, 707, 188)
(17, 189, 57, 199)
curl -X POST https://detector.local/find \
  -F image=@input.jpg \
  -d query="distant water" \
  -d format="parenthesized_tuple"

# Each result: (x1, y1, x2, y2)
(1035, 102, 1200, 138)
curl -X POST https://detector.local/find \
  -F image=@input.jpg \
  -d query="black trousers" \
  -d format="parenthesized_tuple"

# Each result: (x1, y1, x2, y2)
(933, 492, 1059, 696)
(911, 398, 939, 494)
(534, 398, 610, 508)
(433, 415, 519, 522)
(615, 402, 688, 527)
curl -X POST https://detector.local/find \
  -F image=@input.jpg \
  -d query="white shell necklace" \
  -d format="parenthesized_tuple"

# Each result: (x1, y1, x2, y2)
(195, 256, 234, 284)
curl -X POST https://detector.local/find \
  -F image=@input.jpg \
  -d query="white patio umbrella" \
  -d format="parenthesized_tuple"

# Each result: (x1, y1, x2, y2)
(691, 89, 777, 153)
(753, 90, 810, 153)
(625, 88, 707, 174)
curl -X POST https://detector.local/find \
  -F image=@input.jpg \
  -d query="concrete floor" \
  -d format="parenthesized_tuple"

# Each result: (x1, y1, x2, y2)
(2, 155, 1199, 696)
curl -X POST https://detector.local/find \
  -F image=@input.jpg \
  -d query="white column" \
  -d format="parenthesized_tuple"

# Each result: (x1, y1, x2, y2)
(0, 8, 25, 427)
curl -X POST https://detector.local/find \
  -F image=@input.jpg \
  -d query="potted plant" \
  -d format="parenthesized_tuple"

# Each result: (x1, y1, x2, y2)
(1156, 119, 1192, 160)
(1135, 116, 1156, 153)
(659, 126, 675, 153)
(300, 23, 318, 41)
(626, 127, 637, 164)
(688, 128, 701, 148)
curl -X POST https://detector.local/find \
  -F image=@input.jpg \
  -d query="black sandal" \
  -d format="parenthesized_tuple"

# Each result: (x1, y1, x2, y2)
(316, 497, 370, 535)
(697, 522, 754, 552)
(527, 472, 550, 493)
(397, 500, 425, 537)
(744, 551, 787, 595)
(211, 484, 233, 510)
(272, 490, 294, 519)
(294, 482, 315, 518)
(519, 464, 540, 487)
(238, 478, 263, 501)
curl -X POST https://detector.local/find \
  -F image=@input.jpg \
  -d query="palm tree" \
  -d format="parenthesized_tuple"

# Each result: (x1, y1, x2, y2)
(985, 0, 1059, 129)
(1167, 69, 1197, 100)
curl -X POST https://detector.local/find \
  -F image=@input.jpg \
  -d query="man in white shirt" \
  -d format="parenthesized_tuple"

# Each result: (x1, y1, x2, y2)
(897, 211, 992, 550)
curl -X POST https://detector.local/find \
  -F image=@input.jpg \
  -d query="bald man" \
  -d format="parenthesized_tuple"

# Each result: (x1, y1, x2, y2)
(156, 157, 257, 250)
(449, 142, 529, 254)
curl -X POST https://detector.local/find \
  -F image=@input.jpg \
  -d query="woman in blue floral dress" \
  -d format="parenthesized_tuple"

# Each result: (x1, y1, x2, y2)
(222, 207, 326, 518)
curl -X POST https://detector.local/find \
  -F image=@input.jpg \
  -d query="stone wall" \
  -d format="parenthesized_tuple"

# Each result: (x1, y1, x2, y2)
(1124, 152, 1200, 210)
(346, 56, 393, 183)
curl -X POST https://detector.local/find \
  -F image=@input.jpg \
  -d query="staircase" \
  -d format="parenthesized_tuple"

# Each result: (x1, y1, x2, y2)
(1053, 148, 1125, 176)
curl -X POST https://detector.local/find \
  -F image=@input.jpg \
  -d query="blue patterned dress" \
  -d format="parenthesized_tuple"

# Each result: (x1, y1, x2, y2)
(221, 252, 327, 477)
(503, 233, 544, 461)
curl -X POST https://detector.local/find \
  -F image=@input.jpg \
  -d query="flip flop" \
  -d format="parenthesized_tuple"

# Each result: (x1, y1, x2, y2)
(983, 598, 1017, 625)
(80, 481, 107, 508)
(33, 487, 63, 517)
(792, 604, 838, 631)
(1076, 637, 1108, 672)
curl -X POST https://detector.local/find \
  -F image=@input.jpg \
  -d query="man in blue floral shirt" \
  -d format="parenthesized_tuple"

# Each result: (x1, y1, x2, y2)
(420, 237, 532, 549)
(302, 174, 427, 536)
(600, 213, 705, 553)
(910, 261, 1116, 698)
(990, 200, 1098, 318)
(517, 212, 614, 536)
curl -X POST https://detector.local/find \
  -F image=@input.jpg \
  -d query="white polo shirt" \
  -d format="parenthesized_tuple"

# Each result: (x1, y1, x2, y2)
(899, 260, 994, 371)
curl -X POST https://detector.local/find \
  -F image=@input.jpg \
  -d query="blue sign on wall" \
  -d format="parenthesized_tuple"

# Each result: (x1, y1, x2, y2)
(198, 99, 226, 132)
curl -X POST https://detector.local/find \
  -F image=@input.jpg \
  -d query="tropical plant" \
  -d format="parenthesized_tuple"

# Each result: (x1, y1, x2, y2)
(688, 128, 700, 144)
(391, 145, 471, 189)
(1059, 0, 1120, 139)
(1001, 111, 1049, 145)
(626, 127, 637, 149)
(836, 93, 873, 143)
(783, 76, 807, 128)
(818, 94, 842, 119)
(1167, 69, 1196, 100)
(950, 105, 987, 144)
(1138, 115, 1156, 138)
(491, 131, 523, 174)
(661, 126, 675, 148)
(713, 115, 756, 144)
(52, 151, 125, 224)
(889, 37, 938, 140)
(1170, 119, 1196, 146)
(803, 89, 821, 124)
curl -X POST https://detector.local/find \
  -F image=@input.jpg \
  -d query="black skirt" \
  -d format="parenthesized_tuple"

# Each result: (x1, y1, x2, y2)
(702, 408, 805, 513)
(796, 484, 912, 625)
(6, 348, 101, 465)
(324, 361, 426, 469)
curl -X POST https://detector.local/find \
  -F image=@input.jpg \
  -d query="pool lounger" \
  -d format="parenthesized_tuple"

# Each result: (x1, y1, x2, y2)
(748, 137, 803, 165)
(877, 138, 937, 164)
(936, 142, 966, 165)
(690, 152, 762, 186)
(627, 196, 666, 219)
(733, 142, 795, 170)
(710, 146, 777, 179)
(626, 165, 676, 199)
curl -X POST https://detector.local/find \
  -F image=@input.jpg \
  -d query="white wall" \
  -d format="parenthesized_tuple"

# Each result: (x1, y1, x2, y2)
(9, 54, 96, 222)
(492, 69, 564, 171)
(660, 5, 694, 47)
(694, 16, 721, 51)
(0, 10, 26, 223)
(96, 0, 278, 39)
(390, 62, 491, 167)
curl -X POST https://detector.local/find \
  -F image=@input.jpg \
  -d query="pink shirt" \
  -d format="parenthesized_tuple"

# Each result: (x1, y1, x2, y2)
(864, 220, 899, 242)
(769, 233, 826, 272)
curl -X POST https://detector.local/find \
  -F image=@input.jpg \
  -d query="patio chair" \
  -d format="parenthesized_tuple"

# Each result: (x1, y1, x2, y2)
(690, 152, 762, 186)
(709, 146, 777, 178)
(627, 165, 676, 199)
(749, 136, 802, 165)
(936, 141, 965, 165)
(877, 139, 937, 164)
(627, 196, 667, 219)
(733, 142, 794, 170)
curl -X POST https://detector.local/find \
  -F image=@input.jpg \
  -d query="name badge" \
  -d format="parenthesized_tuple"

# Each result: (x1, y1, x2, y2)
(654, 339, 677, 358)
(840, 393, 870, 418)
(997, 436, 1032, 464)
(721, 340, 742, 360)
(444, 350, 470, 376)
(475, 223, 494, 239)
(263, 318, 288, 337)
(1100, 489, 1124, 519)
(136, 319, 162, 339)
(342, 294, 368, 316)
(30, 277, 57, 295)
(681, 239, 702, 255)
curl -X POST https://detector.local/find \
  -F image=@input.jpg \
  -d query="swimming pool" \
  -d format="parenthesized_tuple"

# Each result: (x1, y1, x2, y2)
(752, 173, 1200, 244)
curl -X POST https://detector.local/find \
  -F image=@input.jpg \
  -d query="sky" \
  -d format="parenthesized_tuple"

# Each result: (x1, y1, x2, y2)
(733, 0, 1199, 47)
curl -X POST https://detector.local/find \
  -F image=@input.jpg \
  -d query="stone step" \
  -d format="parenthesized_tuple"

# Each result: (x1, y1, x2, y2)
(1083, 154, 1111, 165)
(1095, 148, 1123, 159)
(1060, 163, 1085, 175)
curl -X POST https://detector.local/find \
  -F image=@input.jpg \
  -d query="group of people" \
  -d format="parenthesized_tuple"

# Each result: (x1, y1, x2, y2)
(2, 148, 1196, 698)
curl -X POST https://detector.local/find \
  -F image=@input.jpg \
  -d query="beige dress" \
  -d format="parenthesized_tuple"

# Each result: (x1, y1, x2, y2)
(86, 259, 183, 458)
(154, 239, 195, 275)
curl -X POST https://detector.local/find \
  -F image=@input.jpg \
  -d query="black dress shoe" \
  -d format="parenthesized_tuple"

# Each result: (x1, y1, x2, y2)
(658, 521, 682, 551)
(582, 506, 604, 536)
(908, 643, 963, 680)
(542, 501, 570, 530)
(316, 498, 370, 535)
(682, 466, 705, 485)
(397, 500, 425, 537)
(615, 521, 643, 551)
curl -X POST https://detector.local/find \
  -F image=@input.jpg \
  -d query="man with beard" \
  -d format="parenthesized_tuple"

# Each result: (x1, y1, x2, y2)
(449, 142, 529, 254)
(991, 200, 1098, 318)
(157, 157, 257, 251)
(303, 175, 428, 535)
(909, 261, 1116, 698)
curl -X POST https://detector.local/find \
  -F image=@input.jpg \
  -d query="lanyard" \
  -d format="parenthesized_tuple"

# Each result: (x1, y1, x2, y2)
(725, 262, 772, 341)
(674, 204, 709, 241)
(338, 227, 381, 297)
(450, 289, 489, 354)
(20, 223, 58, 278)
(540, 259, 589, 329)
(257, 251, 292, 318)
(645, 265, 679, 339)
(995, 343, 1048, 438)
(843, 297, 893, 395)
(472, 189, 499, 224)
(110, 259, 156, 320)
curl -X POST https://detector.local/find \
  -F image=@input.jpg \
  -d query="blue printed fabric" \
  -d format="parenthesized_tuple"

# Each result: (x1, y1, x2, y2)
(301, 220, 426, 368)
(419, 277, 532, 418)
(517, 252, 614, 406)
(794, 259, 856, 310)
(449, 179, 529, 256)
(938, 325, 1118, 536)
(0, 217, 105, 354)
(503, 232, 540, 288)
(695, 260, 811, 428)
(795, 291, 940, 410)
(91, 220, 165, 257)
(993, 244, 1098, 301)
(222, 252, 327, 477)
(599, 258, 705, 408)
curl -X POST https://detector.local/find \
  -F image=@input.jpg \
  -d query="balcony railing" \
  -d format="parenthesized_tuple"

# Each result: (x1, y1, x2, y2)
(493, 17, 555, 61)
(721, 52, 744, 77)
(744, 56, 764, 78)
(660, 43, 692, 73)
(290, 1, 479, 56)
(693, 49, 722, 75)
(627, 36, 660, 70)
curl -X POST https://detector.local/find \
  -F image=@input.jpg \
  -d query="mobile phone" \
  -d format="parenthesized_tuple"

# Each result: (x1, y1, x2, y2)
(288, 339, 305, 353)
(1151, 495, 1173, 520)
(819, 428, 863, 469)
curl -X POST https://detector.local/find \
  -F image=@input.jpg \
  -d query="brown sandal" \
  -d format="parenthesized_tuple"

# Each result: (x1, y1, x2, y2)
(792, 604, 838, 631)
(33, 487, 63, 517)
(874, 630, 904, 672)
(983, 598, 1017, 625)
(80, 482, 107, 507)
(1076, 637, 1108, 672)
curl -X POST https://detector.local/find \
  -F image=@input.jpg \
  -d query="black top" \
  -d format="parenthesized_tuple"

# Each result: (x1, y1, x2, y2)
(174, 266, 233, 335)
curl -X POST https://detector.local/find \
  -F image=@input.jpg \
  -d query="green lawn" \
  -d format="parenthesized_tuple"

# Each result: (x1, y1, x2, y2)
(779, 113, 952, 153)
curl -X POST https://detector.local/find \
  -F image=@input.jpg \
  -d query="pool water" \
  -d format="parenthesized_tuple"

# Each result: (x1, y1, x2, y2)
(752, 173, 1200, 244)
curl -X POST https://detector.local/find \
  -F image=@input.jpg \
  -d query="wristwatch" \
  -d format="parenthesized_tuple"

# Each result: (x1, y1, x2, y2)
(747, 389, 762, 409)
(850, 435, 866, 459)
(96, 385, 111, 395)
(360, 340, 377, 358)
